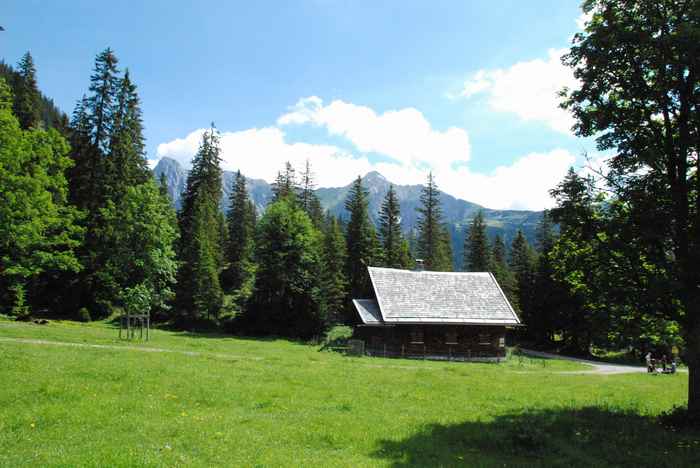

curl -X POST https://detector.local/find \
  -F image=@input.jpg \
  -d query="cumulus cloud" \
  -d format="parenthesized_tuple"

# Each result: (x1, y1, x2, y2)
(157, 126, 374, 187)
(456, 48, 578, 134)
(156, 98, 576, 210)
(438, 149, 576, 210)
(278, 96, 471, 168)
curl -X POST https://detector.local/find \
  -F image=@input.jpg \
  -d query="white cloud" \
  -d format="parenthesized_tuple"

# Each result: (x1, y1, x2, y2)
(278, 96, 471, 168)
(438, 149, 576, 210)
(157, 126, 374, 188)
(457, 48, 578, 134)
(156, 98, 576, 210)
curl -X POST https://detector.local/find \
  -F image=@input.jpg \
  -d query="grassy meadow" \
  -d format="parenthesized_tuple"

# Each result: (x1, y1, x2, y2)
(0, 317, 698, 467)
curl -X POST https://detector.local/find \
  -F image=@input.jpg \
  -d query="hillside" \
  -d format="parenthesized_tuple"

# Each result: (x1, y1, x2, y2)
(154, 157, 543, 264)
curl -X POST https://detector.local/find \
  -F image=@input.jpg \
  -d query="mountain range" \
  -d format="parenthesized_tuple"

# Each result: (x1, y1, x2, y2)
(153, 157, 543, 267)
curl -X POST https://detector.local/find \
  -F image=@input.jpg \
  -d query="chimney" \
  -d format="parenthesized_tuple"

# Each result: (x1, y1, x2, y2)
(414, 259, 425, 272)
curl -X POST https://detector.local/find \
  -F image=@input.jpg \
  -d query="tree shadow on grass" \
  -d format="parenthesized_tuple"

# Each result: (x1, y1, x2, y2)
(372, 407, 700, 468)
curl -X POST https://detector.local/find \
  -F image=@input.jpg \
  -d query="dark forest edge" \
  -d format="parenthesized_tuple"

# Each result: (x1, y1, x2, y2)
(0, 0, 698, 416)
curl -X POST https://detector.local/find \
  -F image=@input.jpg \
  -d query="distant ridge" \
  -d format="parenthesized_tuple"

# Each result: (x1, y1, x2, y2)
(153, 157, 543, 268)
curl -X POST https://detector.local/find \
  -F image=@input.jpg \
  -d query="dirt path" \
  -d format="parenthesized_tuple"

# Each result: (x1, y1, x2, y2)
(0, 336, 263, 361)
(520, 348, 686, 375)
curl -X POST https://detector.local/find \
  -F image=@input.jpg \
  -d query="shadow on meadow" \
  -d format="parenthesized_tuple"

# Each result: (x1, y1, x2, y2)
(372, 407, 700, 468)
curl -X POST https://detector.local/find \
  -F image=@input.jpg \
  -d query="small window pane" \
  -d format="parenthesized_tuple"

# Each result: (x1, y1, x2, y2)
(410, 329, 424, 344)
(445, 331, 458, 344)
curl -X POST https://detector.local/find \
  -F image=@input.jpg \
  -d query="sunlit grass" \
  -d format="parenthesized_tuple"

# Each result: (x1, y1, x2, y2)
(0, 319, 695, 467)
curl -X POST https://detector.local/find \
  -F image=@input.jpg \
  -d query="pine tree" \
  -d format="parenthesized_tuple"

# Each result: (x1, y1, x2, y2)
(491, 234, 517, 309)
(107, 69, 149, 200)
(175, 127, 224, 323)
(530, 210, 565, 345)
(87, 48, 119, 154)
(13, 52, 41, 129)
(417, 172, 450, 271)
(298, 160, 324, 228)
(379, 185, 409, 268)
(271, 161, 298, 202)
(344, 176, 379, 311)
(321, 215, 348, 324)
(222, 171, 256, 299)
(464, 211, 491, 271)
(510, 229, 536, 322)
(436, 224, 454, 271)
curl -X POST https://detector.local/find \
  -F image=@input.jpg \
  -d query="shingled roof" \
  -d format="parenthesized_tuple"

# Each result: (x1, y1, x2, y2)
(354, 267, 521, 326)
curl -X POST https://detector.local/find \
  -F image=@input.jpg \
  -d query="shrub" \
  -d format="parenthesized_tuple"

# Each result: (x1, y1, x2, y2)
(320, 325, 354, 351)
(77, 307, 91, 322)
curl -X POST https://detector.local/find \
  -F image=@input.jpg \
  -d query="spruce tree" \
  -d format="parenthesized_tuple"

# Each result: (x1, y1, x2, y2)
(321, 215, 348, 325)
(175, 127, 224, 323)
(271, 161, 298, 202)
(510, 229, 536, 322)
(417, 172, 450, 271)
(491, 234, 517, 309)
(107, 69, 149, 200)
(344, 176, 379, 310)
(464, 211, 491, 271)
(298, 160, 324, 228)
(222, 171, 256, 299)
(379, 184, 408, 268)
(13, 52, 41, 129)
(530, 210, 565, 345)
(87, 48, 119, 154)
(436, 224, 454, 271)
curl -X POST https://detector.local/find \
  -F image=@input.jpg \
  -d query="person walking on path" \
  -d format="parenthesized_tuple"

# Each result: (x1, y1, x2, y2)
(645, 352, 654, 373)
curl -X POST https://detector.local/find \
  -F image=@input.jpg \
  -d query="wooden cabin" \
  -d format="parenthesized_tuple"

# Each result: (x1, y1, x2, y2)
(352, 267, 521, 361)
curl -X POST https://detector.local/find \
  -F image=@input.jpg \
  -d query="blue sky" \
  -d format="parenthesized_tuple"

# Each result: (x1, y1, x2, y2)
(3, 1, 596, 210)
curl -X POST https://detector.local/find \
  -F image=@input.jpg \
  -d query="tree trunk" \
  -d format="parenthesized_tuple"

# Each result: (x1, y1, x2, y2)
(687, 320, 700, 415)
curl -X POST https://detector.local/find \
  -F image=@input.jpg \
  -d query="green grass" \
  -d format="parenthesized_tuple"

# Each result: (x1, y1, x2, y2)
(0, 319, 697, 467)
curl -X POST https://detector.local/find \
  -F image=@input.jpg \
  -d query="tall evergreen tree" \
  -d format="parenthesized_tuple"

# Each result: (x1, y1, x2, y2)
(87, 48, 119, 154)
(222, 170, 256, 299)
(175, 127, 224, 323)
(107, 69, 149, 199)
(13, 52, 41, 130)
(530, 210, 567, 345)
(464, 211, 491, 271)
(298, 160, 324, 228)
(321, 215, 348, 325)
(379, 184, 409, 268)
(271, 161, 298, 202)
(344, 176, 379, 312)
(416, 172, 451, 271)
(491, 234, 517, 308)
(510, 229, 537, 322)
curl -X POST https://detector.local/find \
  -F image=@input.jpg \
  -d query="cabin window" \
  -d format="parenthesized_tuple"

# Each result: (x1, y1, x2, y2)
(410, 328, 424, 344)
(498, 337, 506, 348)
(445, 330, 458, 345)
(478, 333, 491, 345)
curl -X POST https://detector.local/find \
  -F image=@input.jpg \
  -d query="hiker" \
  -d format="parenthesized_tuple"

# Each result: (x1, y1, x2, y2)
(645, 352, 654, 373)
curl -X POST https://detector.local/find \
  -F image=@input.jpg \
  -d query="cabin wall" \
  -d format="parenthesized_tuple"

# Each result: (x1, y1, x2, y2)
(354, 324, 507, 359)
